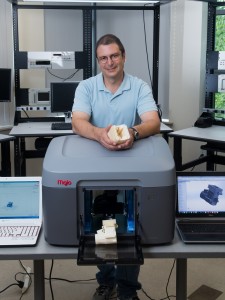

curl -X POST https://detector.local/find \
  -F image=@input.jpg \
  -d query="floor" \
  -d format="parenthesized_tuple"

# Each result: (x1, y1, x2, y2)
(0, 258, 225, 300)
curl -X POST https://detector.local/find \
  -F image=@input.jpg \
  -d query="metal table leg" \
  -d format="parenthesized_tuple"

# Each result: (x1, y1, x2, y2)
(33, 260, 45, 300)
(1, 141, 11, 176)
(176, 258, 187, 300)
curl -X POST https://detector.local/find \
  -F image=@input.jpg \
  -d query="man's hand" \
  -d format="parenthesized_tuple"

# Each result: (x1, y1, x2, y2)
(72, 112, 135, 151)
(99, 125, 134, 151)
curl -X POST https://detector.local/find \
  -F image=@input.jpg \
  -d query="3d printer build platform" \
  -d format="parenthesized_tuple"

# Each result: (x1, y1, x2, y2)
(42, 135, 176, 264)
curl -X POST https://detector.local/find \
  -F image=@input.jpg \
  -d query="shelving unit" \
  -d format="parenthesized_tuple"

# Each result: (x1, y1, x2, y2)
(205, 1, 225, 124)
(12, 3, 93, 123)
(10, 1, 171, 124)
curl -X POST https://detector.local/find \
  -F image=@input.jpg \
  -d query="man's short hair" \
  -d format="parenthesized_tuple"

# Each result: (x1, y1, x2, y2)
(95, 34, 125, 57)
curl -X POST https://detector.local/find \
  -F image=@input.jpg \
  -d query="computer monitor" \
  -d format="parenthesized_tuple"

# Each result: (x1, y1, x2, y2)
(0, 68, 11, 102)
(50, 82, 79, 114)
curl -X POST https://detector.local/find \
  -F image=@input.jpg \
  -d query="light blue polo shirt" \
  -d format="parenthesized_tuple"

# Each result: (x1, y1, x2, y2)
(72, 72, 157, 128)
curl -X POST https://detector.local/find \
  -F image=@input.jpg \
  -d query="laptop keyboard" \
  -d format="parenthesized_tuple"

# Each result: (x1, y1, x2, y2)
(0, 226, 40, 237)
(179, 223, 225, 234)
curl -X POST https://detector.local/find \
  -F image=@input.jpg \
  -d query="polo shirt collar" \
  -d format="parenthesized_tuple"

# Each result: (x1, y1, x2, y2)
(97, 72, 131, 94)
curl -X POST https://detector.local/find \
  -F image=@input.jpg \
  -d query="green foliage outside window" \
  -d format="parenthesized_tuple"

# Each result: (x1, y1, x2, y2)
(215, 13, 225, 115)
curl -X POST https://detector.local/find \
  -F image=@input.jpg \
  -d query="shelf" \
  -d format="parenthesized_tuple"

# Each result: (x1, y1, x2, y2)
(8, 0, 175, 7)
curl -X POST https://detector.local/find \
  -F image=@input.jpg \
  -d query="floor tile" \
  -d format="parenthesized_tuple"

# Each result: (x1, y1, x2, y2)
(188, 285, 223, 300)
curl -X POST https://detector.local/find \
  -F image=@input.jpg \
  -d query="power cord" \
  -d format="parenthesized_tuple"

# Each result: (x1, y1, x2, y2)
(16, 261, 32, 299)
(45, 259, 176, 300)
(140, 259, 176, 300)
(190, 153, 205, 171)
(0, 260, 32, 297)
(0, 281, 23, 294)
(46, 259, 96, 300)
(142, 4, 153, 90)
(49, 259, 54, 300)
(165, 259, 176, 300)
(0, 258, 176, 299)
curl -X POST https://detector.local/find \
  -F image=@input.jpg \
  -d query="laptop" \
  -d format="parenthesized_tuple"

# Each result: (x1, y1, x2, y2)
(0, 177, 42, 246)
(176, 172, 225, 243)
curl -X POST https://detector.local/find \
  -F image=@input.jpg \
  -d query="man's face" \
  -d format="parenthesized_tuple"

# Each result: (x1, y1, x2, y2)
(97, 43, 125, 81)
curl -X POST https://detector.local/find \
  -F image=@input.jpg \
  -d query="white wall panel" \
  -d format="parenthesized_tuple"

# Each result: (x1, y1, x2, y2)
(0, 0, 14, 129)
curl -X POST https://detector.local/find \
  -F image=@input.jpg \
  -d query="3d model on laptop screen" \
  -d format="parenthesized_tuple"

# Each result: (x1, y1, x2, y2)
(178, 175, 225, 213)
(200, 184, 223, 206)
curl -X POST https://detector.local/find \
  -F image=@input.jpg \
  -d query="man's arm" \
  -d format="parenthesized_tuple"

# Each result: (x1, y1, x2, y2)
(72, 111, 100, 141)
(128, 111, 160, 140)
(72, 110, 160, 150)
(72, 111, 117, 150)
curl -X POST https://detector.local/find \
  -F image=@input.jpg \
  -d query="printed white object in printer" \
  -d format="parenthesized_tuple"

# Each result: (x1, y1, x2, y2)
(95, 219, 118, 245)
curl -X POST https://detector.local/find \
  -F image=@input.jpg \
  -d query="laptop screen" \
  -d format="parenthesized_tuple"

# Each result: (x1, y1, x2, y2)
(0, 178, 42, 220)
(177, 172, 225, 217)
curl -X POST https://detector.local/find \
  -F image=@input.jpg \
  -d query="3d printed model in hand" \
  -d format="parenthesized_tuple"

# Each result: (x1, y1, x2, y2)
(200, 184, 223, 206)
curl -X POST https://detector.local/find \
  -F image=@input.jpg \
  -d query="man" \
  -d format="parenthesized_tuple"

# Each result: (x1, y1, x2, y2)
(72, 34, 160, 300)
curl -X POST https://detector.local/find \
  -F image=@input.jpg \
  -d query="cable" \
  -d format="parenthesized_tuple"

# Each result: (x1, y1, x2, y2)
(18, 261, 32, 296)
(165, 259, 176, 300)
(45, 259, 97, 300)
(7, 258, 175, 300)
(190, 153, 204, 172)
(63, 69, 80, 82)
(47, 259, 176, 300)
(44, 259, 176, 300)
(49, 259, 55, 300)
(142, 4, 153, 90)
(142, 4, 162, 119)
(141, 287, 156, 300)
(157, 104, 162, 121)
(140, 259, 176, 300)
(49, 277, 96, 283)
(215, 151, 217, 171)
(21, 108, 30, 118)
(47, 69, 80, 81)
(0, 261, 29, 296)
(0, 282, 23, 294)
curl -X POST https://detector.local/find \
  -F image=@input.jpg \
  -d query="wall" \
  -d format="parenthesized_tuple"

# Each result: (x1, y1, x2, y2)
(169, 0, 207, 130)
(18, 7, 45, 175)
(18, 8, 45, 88)
(0, 0, 14, 129)
(169, 0, 218, 171)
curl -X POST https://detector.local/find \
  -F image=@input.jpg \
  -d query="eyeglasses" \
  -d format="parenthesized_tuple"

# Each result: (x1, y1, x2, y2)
(98, 53, 122, 64)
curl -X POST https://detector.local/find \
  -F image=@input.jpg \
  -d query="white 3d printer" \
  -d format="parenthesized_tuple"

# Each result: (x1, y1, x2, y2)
(42, 135, 176, 265)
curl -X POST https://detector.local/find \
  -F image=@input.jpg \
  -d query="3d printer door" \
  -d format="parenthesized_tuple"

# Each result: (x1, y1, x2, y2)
(77, 235, 144, 265)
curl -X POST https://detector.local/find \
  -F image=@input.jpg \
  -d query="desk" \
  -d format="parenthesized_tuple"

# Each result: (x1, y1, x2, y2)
(9, 122, 173, 176)
(168, 125, 225, 171)
(10, 122, 74, 176)
(1, 230, 225, 300)
(0, 134, 15, 176)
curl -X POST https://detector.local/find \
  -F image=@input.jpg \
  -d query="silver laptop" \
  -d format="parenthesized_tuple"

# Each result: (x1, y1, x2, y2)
(176, 172, 225, 243)
(0, 177, 42, 246)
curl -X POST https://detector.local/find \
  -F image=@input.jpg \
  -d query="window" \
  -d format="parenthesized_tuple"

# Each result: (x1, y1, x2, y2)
(214, 7, 225, 121)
